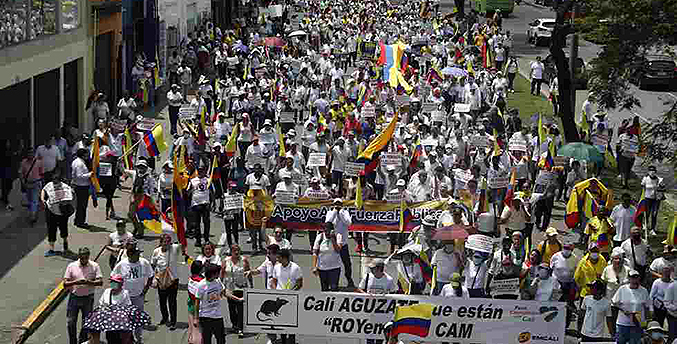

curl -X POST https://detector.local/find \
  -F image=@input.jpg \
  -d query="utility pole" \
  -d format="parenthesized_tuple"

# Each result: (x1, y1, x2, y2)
(569, 1, 578, 117)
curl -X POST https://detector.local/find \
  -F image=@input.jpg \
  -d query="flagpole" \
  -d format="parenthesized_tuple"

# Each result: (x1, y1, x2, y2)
(118, 123, 162, 160)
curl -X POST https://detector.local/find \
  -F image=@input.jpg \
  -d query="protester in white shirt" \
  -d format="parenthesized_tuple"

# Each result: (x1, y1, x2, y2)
(358, 258, 397, 295)
(529, 56, 544, 96)
(441, 272, 470, 298)
(620, 227, 649, 275)
(612, 269, 652, 342)
(325, 198, 355, 288)
(530, 263, 561, 301)
(641, 166, 665, 236)
(195, 263, 242, 344)
(580, 280, 614, 341)
(150, 234, 184, 329)
(611, 193, 637, 246)
(431, 242, 463, 295)
(650, 265, 673, 327)
(464, 251, 490, 298)
(112, 245, 153, 341)
(36, 135, 63, 181)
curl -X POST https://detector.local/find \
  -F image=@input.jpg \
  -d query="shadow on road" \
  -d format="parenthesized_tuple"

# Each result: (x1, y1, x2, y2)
(0, 215, 50, 280)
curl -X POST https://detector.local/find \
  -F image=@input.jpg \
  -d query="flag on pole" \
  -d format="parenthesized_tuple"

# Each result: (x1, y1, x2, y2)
(123, 128, 134, 170)
(225, 123, 239, 157)
(277, 123, 286, 157)
(357, 112, 399, 173)
(399, 197, 413, 233)
(663, 212, 677, 245)
(171, 147, 188, 246)
(144, 125, 168, 157)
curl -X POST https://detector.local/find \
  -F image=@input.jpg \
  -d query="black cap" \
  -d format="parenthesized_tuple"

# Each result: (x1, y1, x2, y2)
(78, 247, 90, 255)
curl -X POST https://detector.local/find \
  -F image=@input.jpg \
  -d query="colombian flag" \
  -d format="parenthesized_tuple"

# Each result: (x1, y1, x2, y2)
(357, 112, 398, 174)
(565, 178, 614, 228)
(399, 197, 413, 233)
(503, 168, 517, 207)
(427, 67, 443, 83)
(390, 304, 435, 338)
(136, 195, 162, 234)
(123, 128, 134, 170)
(416, 250, 433, 284)
(277, 123, 286, 157)
(633, 189, 648, 227)
(225, 123, 239, 157)
(597, 232, 610, 249)
(144, 125, 168, 157)
(663, 212, 677, 245)
(409, 138, 423, 169)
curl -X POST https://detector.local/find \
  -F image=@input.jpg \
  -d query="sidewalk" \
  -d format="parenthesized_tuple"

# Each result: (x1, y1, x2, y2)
(0, 86, 170, 344)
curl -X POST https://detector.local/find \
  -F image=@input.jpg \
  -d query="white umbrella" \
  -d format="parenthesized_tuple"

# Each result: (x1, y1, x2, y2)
(288, 30, 308, 38)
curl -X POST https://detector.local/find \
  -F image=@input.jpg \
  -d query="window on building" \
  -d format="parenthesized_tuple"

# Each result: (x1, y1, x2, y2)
(61, 0, 78, 31)
(30, 0, 57, 38)
(0, 0, 30, 48)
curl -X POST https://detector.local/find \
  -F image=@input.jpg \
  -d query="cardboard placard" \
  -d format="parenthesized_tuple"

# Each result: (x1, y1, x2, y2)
(382, 153, 402, 167)
(269, 4, 283, 17)
(421, 102, 438, 113)
(489, 277, 521, 296)
(489, 176, 509, 189)
(224, 194, 244, 210)
(137, 118, 155, 131)
(99, 162, 113, 177)
(464, 234, 493, 253)
(280, 112, 296, 123)
(554, 156, 569, 167)
(432, 110, 446, 122)
(52, 187, 73, 202)
(454, 169, 473, 184)
(509, 138, 527, 152)
(307, 153, 327, 167)
(275, 190, 298, 205)
(453, 103, 471, 113)
(111, 119, 126, 131)
(344, 162, 365, 177)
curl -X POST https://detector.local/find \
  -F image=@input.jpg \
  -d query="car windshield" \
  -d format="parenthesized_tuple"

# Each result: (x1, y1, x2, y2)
(543, 22, 556, 28)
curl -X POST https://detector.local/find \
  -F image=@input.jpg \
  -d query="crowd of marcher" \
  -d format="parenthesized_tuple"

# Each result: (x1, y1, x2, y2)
(3, 1, 675, 344)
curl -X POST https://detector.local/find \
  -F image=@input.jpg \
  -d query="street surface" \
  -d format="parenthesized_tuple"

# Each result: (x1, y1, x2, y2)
(2, 1, 669, 344)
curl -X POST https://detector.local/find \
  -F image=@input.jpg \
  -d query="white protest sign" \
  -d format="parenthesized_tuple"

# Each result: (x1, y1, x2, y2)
(269, 4, 283, 17)
(508, 139, 527, 152)
(465, 234, 494, 253)
(489, 176, 509, 189)
(470, 135, 490, 148)
(224, 194, 244, 210)
(382, 153, 402, 167)
(344, 162, 365, 177)
(279, 112, 296, 123)
(454, 169, 473, 185)
(454, 103, 471, 113)
(98, 162, 113, 177)
(137, 118, 156, 131)
(244, 289, 566, 343)
(489, 278, 521, 296)
(51, 186, 73, 202)
(385, 192, 403, 203)
(304, 189, 330, 200)
(432, 111, 446, 123)
(275, 190, 298, 205)
(179, 106, 197, 119)
(307, 153, 327, 167)
(421, 139, 439, 147)
(111, 119, 126, 131)
(422, 102, 438, 113)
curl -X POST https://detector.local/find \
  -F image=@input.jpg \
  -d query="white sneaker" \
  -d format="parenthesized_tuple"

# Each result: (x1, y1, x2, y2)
(246, 237, 252, 243)
(267, 340, 273, 344)
(650, 230, 658, 237)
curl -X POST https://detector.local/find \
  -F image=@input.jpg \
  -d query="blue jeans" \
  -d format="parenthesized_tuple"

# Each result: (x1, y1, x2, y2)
(645, 198, 661, 231)
(25, 182, 40, 214)
(616, 324, 642, 344)
(66, 294, 94, 344)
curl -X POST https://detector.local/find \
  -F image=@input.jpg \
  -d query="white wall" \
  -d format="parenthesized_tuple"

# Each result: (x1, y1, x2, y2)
(159, 0, 211, 41)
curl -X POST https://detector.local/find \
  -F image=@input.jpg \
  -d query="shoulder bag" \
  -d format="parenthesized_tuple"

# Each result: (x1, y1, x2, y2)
(20, 158, 38, 192)
(153, 246, 175, 290)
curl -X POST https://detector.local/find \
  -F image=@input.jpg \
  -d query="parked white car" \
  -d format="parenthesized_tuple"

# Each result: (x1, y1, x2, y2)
(526, 18, 556, 46)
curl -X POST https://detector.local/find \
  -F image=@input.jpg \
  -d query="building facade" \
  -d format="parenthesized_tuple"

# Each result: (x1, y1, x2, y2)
(0, 0, 91, 147)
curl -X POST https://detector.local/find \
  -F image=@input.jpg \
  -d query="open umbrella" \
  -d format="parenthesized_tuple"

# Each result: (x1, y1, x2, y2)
(441, 66, 468, 77)
(264, 37, 287, 47)
(557, 142, 604, 163)
(432, 224, 470, 241)
(83, 304, 151, 332)
(288, 30, 308, 38)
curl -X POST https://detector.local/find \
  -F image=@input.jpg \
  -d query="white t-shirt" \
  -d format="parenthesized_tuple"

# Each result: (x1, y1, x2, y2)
(331, 145, 348, 172)
(651, 279, 672, 308)
(109, 231, 133, 247)
(620, 239, 649, 269)
(431, 249, 462, 282)
(99, 288, 132, 307)
(580, 296, 612, 338)
(151, 244, 181, 280)
(273, 262, 302, 290)
(611, 205, 637, 242)
(359, 273, 397, 294)
(463, 260, 489, 289)
(256, 258, 276, 289)
(641, 176, 664, 200)
(612, 285, 652, 326)
(550, 252, 578, 283)
(530, 61, 544, 79)
(196, 279, 225, 318)
(501, 206, 527, 231)
(112, 258, 153, 297)
(245, 173, 270, 190)
(36, 145, 63, 171)
(440, 285, 470, 298)
(313, 233, 343, 271)
(190, 177, 210, 207)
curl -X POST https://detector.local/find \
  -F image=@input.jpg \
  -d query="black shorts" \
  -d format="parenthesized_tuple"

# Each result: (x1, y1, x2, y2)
(47, 210, 69, 242)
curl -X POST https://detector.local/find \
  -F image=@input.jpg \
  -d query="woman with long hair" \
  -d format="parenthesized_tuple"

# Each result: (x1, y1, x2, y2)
(220, 244, 251, 336)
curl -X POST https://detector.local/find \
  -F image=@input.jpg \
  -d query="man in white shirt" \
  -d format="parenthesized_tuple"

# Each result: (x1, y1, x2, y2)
(188, 165, 211, 247)
(71, 148, 93, 229)
(112, 245, 153, 342)
(37, 135, 64, 183)
(529, 56, 544, 96)
(431, 241, 463, 296)
(580, 280, 613, 341)
(611, 193, 637, 246)
(612, 269, 652, 342)
(407, 170, 433, 202)
(271, 249, 302, 344)
(245, 137, 270, 170)
(620, 226, 649, 280)
(166, 84, 183, 135)
(330, 138, 348, 195)
(325, 198, 355, 288)
(357, 258, 397, 295)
